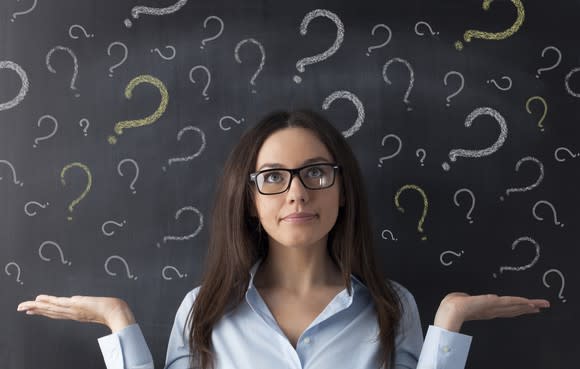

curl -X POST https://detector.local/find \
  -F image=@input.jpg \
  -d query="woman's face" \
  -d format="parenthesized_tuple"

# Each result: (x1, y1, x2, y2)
(252, 127, 343, 250)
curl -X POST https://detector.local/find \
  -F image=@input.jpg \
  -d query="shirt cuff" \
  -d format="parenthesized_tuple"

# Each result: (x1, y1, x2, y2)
(98, 323, 154, 369)
(417, 325, 472, 369)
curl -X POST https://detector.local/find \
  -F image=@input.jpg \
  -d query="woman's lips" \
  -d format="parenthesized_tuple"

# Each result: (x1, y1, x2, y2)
(281, 214, 317, 223)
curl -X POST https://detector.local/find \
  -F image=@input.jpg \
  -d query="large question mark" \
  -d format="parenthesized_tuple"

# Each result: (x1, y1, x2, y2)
(33, 115, 58, 148)
(366, 24, 392, 56)
(0, 160, 24, 186)
(124, 0, 188, 28)
(493, 236, 540, 278)
(117, 158, 139, 194)
(5, 262, 24, 285)
(38, 241, 71, 266)
(394, 184, 428, 241)
(46, 46, 80, 97)
(60, 162, 92, 221)
(377, 134, 402, 167)
(455, 0, 525, 51)
(157, 206, 204, 247)
(0, 60, 30, 112)
(443, 71, 464, 107)
(163, 126, 207, 171)
(442, 107, 507, 171)
(500, 156, 544, 201)
(382, 57, 414, 111)
(322, 90, 365, 137)
(189, 65, 211, 100)
(108, 75, 169, 144)
(234, 39, 265, 94)
(11, 0, 37, 22)
(294, 9, 344, 84)
(536, 46, 562, 78)
(107, 41, 128, 77)
(532, 200, 563, 227)
(525, 96, 547, 132)
(200, 16, 224, 49)
(453, 188, 475, 224)
(162, 266, 188, 280)
(104, 255, 137, 280)
(542, 269, 566, 303)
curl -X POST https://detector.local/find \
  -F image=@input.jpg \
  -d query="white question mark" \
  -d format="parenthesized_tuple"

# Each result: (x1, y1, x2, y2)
(46, 46, 80, 97)
(453, 188, 475, 223)
(117, 158, 139, 194)
(536, 46, 562, 78)
(542, 269, 566, 303)
(381, 229, 398, 241)
(5, 262, 24, 285)
(219, 115, 245, 131)
(68, 24, 94, 39)
(322, 90, 365, 138)
(564, 67, 580, 98)
(79, 118, 90, 136)
(554, 147, 578, 162)
(493, 236, 540, 278)
(442, 107, 507, 171)
(234, 38, 265, 94)
(124, 0, 188, 28)
(162, 266, 188, 280)
(24, 201, 50, 216)
(382, 57, 414, 111)
(0, 60, 30, 112)
(294, 9, 344, 84)
(102, 220, 127, 236)
(157, 206, 204, 247)
(200, 16, 224, 49)
(106, 41, 128, 77)
(440, 250, 464, 266)
(500, 156, 544, 201)
(104, 255, 137, 280)
(366, 24, 392, 56)
(414, 21, 439, 36)
(11, 0, 37, 22)
(415, 148, 426, 166)
(0, 160, 24, 186)
(189, 65, 211, 100)
(532, 200, 563, 227)
(443, 71, 464, 107)
(163, 126, 207, 171)
(38, 241, 71, 266)
(486, 76, 512, 91)
(377, 134, 402, 167)
(33, 114, 58, 148)
(151, 45, 176, 60)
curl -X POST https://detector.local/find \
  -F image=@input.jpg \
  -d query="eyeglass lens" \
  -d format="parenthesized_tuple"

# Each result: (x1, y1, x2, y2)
(256, 164, 334, 193)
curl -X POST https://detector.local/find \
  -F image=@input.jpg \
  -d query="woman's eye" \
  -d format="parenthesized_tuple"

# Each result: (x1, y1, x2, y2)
(264, 172, 283, 183)
(307, 167, 323, 177)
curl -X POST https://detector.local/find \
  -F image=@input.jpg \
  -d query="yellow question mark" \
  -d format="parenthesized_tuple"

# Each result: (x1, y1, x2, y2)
(455, 0, 525, 51)
(394, 184, 429, 241)
(108, 75, 169, 144)
(60, 162, 92, 221)
(525, 96, 548, 132)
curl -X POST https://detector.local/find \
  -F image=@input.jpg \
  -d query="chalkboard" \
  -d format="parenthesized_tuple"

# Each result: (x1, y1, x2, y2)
(2, 1, 578, 368)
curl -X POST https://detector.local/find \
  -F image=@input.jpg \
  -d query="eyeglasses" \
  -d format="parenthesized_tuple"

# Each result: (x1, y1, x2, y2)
(249, 163, 340, 195)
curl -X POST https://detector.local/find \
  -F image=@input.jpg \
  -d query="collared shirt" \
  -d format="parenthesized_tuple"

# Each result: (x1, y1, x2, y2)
(98, 257, 472, 369)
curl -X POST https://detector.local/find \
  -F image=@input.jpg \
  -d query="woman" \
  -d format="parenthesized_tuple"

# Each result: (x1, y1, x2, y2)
(17, 109, 550, 369)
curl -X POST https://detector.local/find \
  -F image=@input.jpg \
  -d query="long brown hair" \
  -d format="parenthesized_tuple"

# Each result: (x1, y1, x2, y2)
(186, 109, 403, 369)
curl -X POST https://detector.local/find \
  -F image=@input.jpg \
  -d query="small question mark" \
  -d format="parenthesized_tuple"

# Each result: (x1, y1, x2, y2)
(108, 75, 169, 144)
(162, 266, 188, 280)
(486, 76, 512, 91)
(542, 269, 566, 303)
(455, 0, 525, 51)
(377, 134, 402, 167)
(0, 160, 24, 186)
(414, 21, 439, 36)
(5, 261, 24, 285)
(532, 200, 563, 227)
(104, 255, 138, 280)
(102, 220, 127, 236)
(500, 156, 544, 201)
(33, 114, 58, 148)
(151, 45, 176, 60)
(322, 90, 365, 138)
(0, 60, 30, 112)
(163, 126, 207, 171)
(11, 0, 37, 22)
(525, 96, 547, 132)
(189, 65, 211, 100)
(46, 46, 80, 97)
(366, 24, 392, 56)
(124, 0, 188, 28)
(157, 206, 204, 247)
(381, 229, 398, 241)
(415, 148, 426, 166)
(493, 236, 540, 278)
(554, 147, 578, 162)
(394, 184, 429, 241)
(117, 158, 139, 194)
(443, 71, 464, 107)
(107, 41, 128, 77)
(60, 162, 92, 221)
(382, 57, 414, 111)
(68, 24, 94, 39)
(24, 201, 49, 216)
(219, 115, 245, 131)
(442, 107, 507, 171)
(440, 250, 464, 266)
(79, 118, 90, 136)
(234, 38, 265, 94)
(294, 9, 345, 84)
(536, 46, 562, 78)
(38, 241, 71, 266)
(200, 16, 224, 49)
(453, 188, 475, 223)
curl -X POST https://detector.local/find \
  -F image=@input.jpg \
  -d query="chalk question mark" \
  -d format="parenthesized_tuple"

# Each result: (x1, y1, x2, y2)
(234, 39, 265, 94)
(377, 134, 402, 167)
(525, 96, 547, 132)
(440, 250, 464, 266)
(219, 115, 245, 131)
(189, 65, 211, 100)
(33, 115, 58, 148)
(554, 147, 579, 162)
(5, 262, 24, 285)
(443, 71, 464, 107)
(151, 45, 176, 60)
(117, 158, 139, 194)
(366, 24, 392, 56)
(163, 126, 207, 171)
(382, 57, 414, 111)
(79, 118, 90, 136)
(38, 241, 71, 266)
(0, 160, 24, 186)
(500, 156, 544, 201)
(107, 41, 128, 77)
(104, 255, 137, 280)
(415, 148, 426, 166)
(124, 0, 188, 28)
(102, 220, 127, 236)
(536, 46, 561, 78)
(414, 21, 439, 36)
(200, 16, 224, 49)
(46, 46, 80, 97)
(68, 24, 94, 39)
(394, 184, 429, 241)
(532, 200, 563, 228)
(157, 206, 204, 247)
(453, 188, 475, 223)
(322, 90, 365, 138)
(162, 266, 188, 280)
(0, 60, 30, 112)
(493, 236, 540, 278)
(542, 269, 566, 303)
(24, 201, 49, 216)
(60, 162, 92, 221)
(11, 0, 37, 22)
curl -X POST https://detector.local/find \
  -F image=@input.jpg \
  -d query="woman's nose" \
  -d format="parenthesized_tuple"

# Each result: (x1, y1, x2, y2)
(286, 173, 309, 202)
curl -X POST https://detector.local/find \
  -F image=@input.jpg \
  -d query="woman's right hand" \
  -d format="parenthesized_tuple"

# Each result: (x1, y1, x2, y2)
(17, 295, 136, 333)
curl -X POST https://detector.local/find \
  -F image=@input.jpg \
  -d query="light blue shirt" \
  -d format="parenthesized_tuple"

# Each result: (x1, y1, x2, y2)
(98, 257, 472, 369)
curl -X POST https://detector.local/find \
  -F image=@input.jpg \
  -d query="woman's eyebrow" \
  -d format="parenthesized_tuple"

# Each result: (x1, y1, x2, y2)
(257, 156, 331, 171)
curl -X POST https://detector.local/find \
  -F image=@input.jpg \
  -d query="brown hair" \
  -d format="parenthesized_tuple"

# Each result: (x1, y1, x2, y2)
(186, 109, 403, 369)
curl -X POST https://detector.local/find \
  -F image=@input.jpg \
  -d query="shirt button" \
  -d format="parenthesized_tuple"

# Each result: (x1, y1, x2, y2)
(442, 345, 451, 353)
(303, 337, 311, 344)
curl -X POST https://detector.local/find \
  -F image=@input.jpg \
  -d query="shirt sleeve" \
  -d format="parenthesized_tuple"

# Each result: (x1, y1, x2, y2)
(390, 281, 473, 369)
(97, 287, 200, 369)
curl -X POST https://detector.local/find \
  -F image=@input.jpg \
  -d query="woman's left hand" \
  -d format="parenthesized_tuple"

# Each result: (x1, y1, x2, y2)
(434, 292, 550, 332)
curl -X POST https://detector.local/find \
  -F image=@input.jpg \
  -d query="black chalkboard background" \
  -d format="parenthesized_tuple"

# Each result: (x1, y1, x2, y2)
(1, 1, 578, 368)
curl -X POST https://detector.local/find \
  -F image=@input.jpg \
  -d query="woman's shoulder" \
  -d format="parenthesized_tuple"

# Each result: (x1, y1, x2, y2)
(385, 278, 418, 309)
